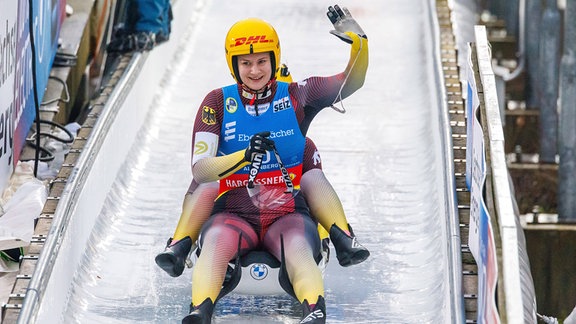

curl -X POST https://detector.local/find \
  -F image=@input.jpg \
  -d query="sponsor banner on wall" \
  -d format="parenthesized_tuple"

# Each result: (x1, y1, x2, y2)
(465, 43, 500, 324)
(0, 1, 18, 191)
(465, 45, 479, 190)
(0, 0, 64, 191)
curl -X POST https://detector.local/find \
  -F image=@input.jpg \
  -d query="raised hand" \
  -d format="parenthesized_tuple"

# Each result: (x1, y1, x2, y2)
(245, 131, 275, 161)
(326, 5, 367, 44)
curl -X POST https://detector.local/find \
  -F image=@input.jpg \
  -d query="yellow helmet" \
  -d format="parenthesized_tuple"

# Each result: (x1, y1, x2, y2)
(224, 18, 280, 83)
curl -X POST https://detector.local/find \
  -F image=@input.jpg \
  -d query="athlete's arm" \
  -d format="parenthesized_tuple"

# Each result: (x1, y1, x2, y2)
(301, 137, 323, 172)
(327, 4, 368, 99)
(291, 6, 368, 124)
(193, 149, 248, 183)
(190, 89, 249, 183)
(340, 32, 369, 97)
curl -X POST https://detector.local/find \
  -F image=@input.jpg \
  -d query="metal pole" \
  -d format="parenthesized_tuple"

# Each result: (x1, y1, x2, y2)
(538, 0, 561, 163)
(558, 0, 576, 222)
(524, 0, 542, 108)
(505, 0, 520, 38)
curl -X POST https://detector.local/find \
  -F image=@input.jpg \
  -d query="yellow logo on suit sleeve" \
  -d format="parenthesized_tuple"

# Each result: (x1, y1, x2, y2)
(202, 106, 216, 125)
(195, 141, 208, 155)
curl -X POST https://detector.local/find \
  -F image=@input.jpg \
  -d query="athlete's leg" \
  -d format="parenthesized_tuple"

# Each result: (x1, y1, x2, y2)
(300, 169, 348, 230)
(155, 181, 219, 277)
(300, 169, 370, 267)
(186, 213, 258, 316)
(262, 213, 325, 322)
(173, 181, 219, 242)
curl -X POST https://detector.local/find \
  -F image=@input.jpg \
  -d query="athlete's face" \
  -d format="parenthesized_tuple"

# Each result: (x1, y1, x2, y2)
(237, 52, 272, 92)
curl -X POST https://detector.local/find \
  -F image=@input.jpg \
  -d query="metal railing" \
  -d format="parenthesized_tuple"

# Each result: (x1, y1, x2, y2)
(472, 25, 538, 324)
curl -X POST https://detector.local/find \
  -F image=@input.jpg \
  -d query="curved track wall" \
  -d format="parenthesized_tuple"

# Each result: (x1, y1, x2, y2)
(13, 0, 469, 322)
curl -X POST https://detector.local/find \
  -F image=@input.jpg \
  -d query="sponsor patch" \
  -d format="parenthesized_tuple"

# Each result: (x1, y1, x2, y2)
(312, 150, 321, 165)
(225, 97, 238, 113)
(250, 263, 269, 280)
(192, 132, 218, 165)
(246, 103, 270, 115)
(230, 35, 273, 47)
(301, 309, 324, 322)
(237, 129, 294, 142)
(194, 141, 208, 155)
(202, 106, 216, 125)
(224, 121, 236, 142)
(273, 96, 291, 112)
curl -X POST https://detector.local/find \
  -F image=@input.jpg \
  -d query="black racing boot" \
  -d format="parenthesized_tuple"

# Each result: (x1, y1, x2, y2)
(329, 224, 370, 267)
(300, 295, 326, 323)
(182, 298, 214, 324)
(155, 236, 192, 277)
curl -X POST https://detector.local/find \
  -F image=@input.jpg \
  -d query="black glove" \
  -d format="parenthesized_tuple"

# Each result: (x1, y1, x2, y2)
(326, 5, 367, 44)
(245, 131, 275, 161)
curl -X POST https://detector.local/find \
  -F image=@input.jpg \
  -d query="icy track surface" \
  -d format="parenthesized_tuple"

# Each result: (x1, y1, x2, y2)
(63, 0, 453, 322)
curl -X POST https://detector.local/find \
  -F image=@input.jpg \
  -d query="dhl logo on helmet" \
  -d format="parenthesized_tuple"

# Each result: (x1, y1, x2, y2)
(230, 35, 273, 47)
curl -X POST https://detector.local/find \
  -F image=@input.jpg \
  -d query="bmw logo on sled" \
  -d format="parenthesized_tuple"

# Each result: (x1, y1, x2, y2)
(189, 227, 330, 298)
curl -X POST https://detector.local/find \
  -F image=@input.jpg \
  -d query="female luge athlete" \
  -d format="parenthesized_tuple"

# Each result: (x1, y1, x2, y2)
(157, 5, 370, 323)
(156, 3, 370, 276)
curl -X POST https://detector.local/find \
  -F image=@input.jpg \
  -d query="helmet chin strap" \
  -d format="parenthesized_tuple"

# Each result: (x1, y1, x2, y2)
(239, 78, 275, 116)
(241, 77, 274, 93)
(241, 78, 275, 104)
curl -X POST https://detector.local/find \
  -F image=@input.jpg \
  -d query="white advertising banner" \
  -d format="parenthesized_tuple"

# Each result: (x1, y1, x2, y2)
(0, 0, 18, 190)
(465, 42, 500, 324)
